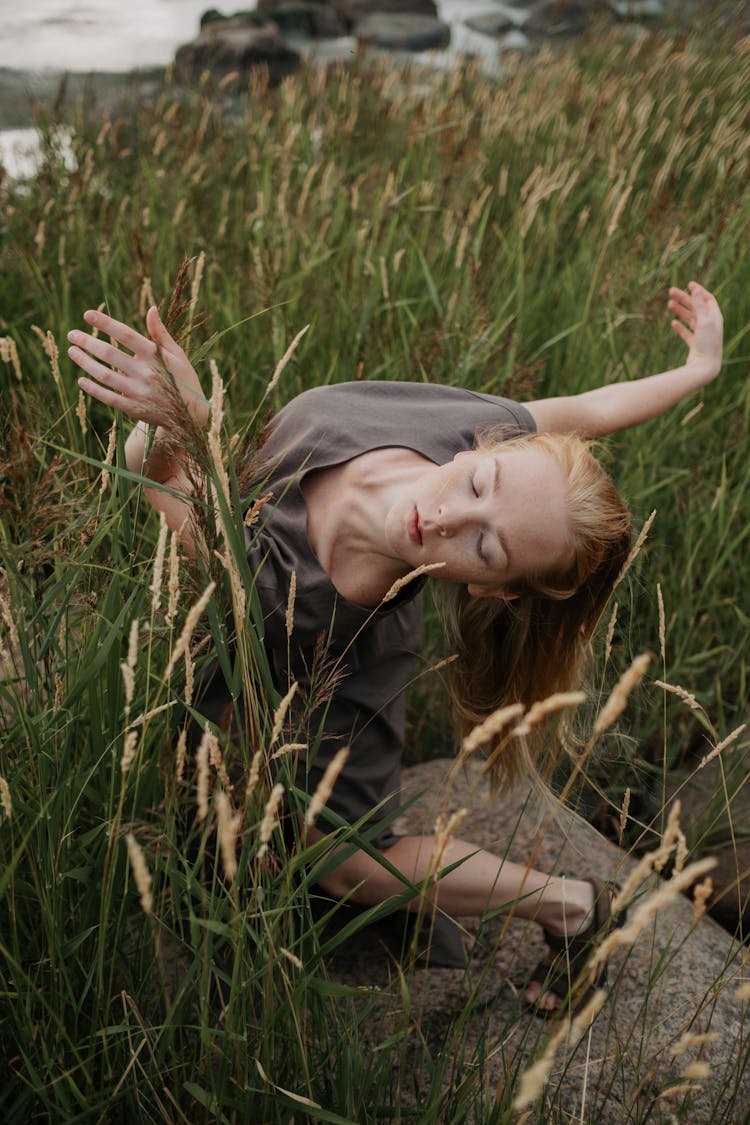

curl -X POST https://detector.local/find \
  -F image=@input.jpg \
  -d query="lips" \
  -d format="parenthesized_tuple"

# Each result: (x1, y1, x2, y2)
(408, 506, 423, 547)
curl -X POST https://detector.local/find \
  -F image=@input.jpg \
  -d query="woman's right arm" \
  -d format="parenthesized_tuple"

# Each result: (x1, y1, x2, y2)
(69, 306, 209, 553)
(525, 282, 723, 438)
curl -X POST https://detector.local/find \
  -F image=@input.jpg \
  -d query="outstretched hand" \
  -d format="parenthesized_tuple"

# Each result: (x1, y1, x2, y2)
(667, 281, 723, 379)
(68, 307, 209, 428)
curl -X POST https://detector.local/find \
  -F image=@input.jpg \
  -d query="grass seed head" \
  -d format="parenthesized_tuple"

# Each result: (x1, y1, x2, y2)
(125, 832, 153, 915)
(0, 775, 12, 821)
(305, 747, 350, 827)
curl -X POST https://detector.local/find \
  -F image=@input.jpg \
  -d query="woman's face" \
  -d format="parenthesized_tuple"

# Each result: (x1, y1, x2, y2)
(384, 445, 571, 597)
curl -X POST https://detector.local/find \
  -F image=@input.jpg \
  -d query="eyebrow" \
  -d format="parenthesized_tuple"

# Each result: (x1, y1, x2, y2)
(490, 456, 512, 567)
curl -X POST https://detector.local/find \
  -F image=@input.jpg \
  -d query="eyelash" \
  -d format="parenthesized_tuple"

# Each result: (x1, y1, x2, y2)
(477, 531, 485, 561)
(471, 478, 479, 498)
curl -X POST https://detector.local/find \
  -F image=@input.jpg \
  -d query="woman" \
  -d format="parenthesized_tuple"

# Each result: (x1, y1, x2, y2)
(68, 280, 723, 1013)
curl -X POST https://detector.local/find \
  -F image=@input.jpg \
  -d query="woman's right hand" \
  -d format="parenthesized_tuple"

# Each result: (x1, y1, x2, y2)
(68, 306, 209, 428)
(667, 281, 723, 382)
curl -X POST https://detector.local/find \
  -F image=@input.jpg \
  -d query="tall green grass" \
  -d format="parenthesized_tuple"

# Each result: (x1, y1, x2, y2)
(1, 23, 749, 1120)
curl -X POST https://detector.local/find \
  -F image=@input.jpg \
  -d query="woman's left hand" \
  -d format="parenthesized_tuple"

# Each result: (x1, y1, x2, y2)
(68, 306, 209, 428)
(667, 281, 723, 381)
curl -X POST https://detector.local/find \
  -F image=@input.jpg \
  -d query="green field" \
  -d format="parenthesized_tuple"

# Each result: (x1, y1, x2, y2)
(1, 23, 749, 1121)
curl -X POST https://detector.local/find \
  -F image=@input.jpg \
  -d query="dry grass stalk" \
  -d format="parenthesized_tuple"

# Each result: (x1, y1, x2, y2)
(166, 531, 180, 626)
(618, 787, 630, 846)
(285, 570, 296, 641)
(76, 390, 87, 436)
(656, 1082, 702, 1101)
(215, 788, 240, 882)
(615, 509, 656, 587)
(699, 723, 747, 768)
(270, 741, 307, 761)
(604, 600, 618, 662)
(263, 324, 310, 401)
(138, 276, 154, 317)
(692, 876, 713, 920)
(100, 419, 117, 493)
(430, 808, 468, 877)
(670, 1031, 718, 1057)
(512, 1018, 572, 1110)
(280, 947, 304, 970)
(657, 583, 665, 661)
(245, 491, 273, 528)
(188, 251, 206, 322)
(511, 691, 585, 737)
(166, 581, 216, 676)
(569, 987, 607, 1041)
(184, 649, 194, 708)
(150, 513, 168, 612)
(680, 401, 704, 426)
(257, 782, 285, 859)
(0, 336, 23, 380)
(681, 1060, 710, 1081)
(0, 591, 19, 651)
(381, 562, 446, 603)
(270, 682, 298, 747)
(120, 730, 138, 776)
(593, 652, 651, 736)
(305, 747, 350, 827)
(174, 727, 187, 781)
(589, 856, 716, 980)
(207, 732, 231, 790)
(0, 775, 12, 821)
(121, 617, 138, 715)
(462, 703, 525, 756)
(653, 679, 700, 712)
(660, 799, 688, 873)
(196, 730, 211, 821)
(125, 832, 153, 914)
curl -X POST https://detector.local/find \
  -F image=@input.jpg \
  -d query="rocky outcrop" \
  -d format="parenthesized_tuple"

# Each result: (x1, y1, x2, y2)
(325, 758, 750, 1122)
(353, 13, 450, 52)
(665, 754, 750, 936)
(173, 3, 750, 87)
(174, 16, 301, 85)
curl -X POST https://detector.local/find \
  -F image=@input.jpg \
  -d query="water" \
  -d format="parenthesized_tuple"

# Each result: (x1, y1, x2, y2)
(0, 0, 504, 176)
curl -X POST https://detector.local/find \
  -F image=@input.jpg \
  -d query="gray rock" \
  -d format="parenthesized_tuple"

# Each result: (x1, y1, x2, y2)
(174, 19, 301, 84)
(465, 8, 526, 36)
(499, 28, 534, 51)
(327, 0, 438, 27)
(328, 758, 750, 1121)
(609, 0, 665, 18)
(665, 754, 750, 936)
(353, 13, 451, 52)
(253, 1, 348, 38)
(524, 0, 610, 35)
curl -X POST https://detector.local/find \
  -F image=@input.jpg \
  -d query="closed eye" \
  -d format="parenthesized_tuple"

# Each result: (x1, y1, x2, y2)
(477, 531, 485, 561)
(471, 476, 479, 498)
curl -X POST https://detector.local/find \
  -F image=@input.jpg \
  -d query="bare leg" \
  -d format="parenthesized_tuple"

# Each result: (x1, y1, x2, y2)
(310, 830, 595, 1011)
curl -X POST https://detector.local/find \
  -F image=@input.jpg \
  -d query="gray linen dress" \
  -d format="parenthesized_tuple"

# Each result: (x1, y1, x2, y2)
(247, 381, 536, 851)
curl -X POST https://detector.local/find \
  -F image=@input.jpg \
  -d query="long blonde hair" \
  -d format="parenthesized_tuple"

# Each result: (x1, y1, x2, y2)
(440, 429, 631, 789)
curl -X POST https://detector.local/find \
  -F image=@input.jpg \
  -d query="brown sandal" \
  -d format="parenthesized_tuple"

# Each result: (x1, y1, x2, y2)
(526, 877, 624, 1019)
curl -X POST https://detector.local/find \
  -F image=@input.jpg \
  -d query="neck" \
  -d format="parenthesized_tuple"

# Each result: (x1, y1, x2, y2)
(304, 448, 431, 604)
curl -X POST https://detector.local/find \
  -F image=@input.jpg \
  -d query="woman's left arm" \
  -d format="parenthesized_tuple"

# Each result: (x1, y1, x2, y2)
(525, 282, 723, 438)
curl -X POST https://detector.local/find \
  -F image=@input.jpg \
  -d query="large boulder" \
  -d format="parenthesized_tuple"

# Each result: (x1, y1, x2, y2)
(174, 18, 301, 84)
(251, 1, 348, 38)
(353, 13, 451, 52)
(327, 758, 750, 1121)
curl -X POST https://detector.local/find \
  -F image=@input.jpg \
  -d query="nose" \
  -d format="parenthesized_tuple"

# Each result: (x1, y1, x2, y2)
(436, 503, 466, 537)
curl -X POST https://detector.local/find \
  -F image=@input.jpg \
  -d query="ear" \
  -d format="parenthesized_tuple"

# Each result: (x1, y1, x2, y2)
(467, 582, 520, 601)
